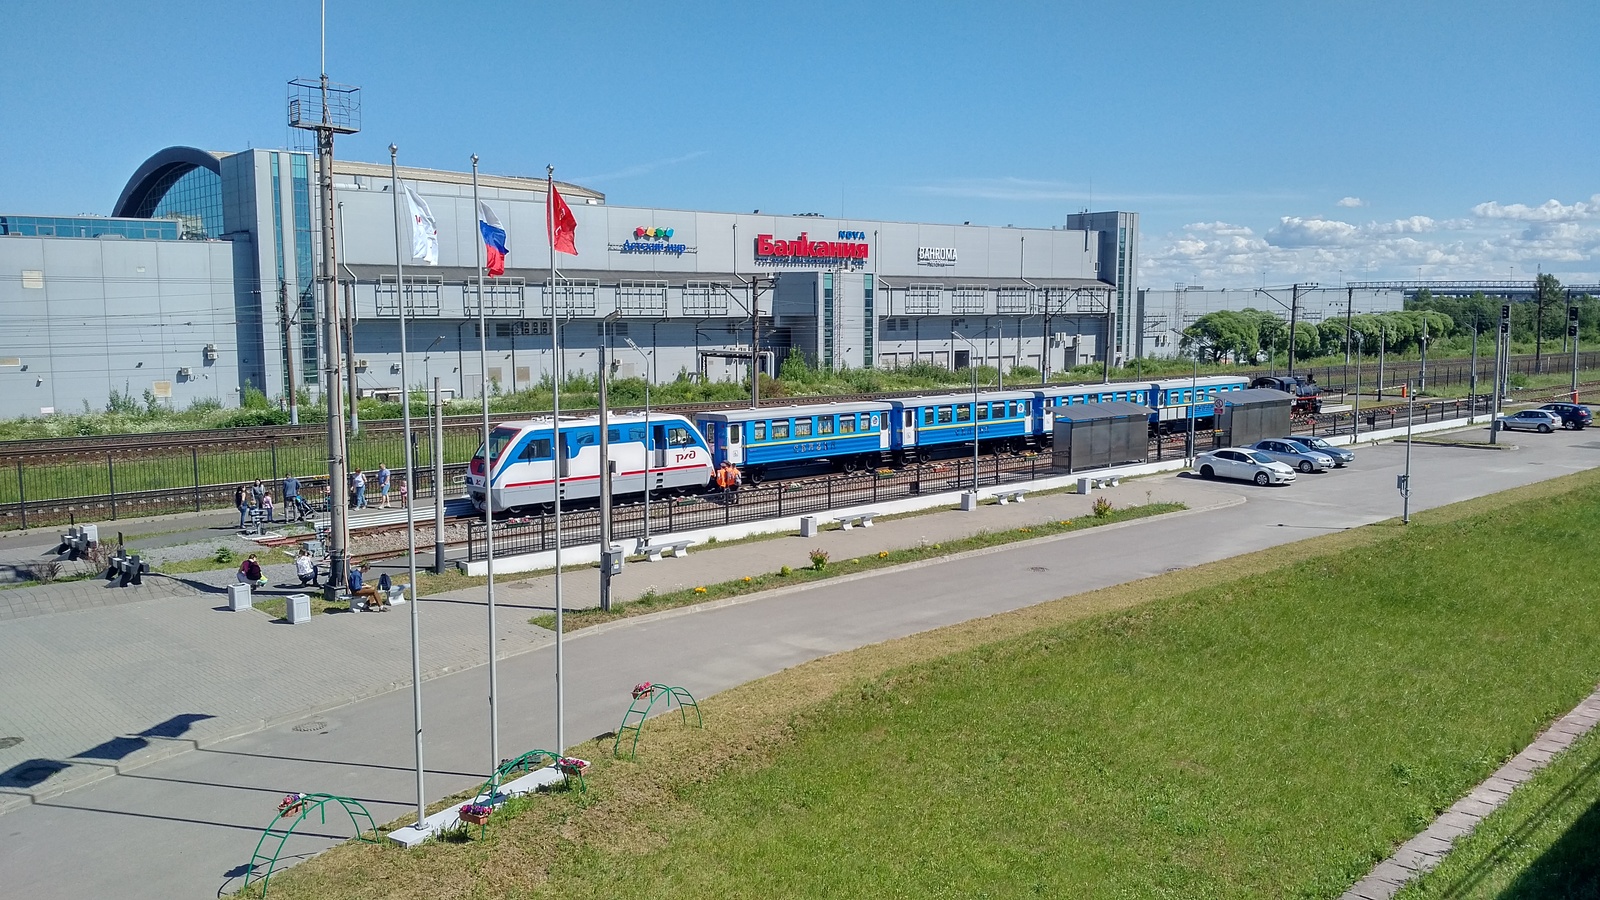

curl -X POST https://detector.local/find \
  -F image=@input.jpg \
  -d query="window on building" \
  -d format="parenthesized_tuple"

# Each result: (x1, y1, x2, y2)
(683, 282, 731, 316)
(906, 285, 942, 314)
(467, 278, 526, 316)
(617, 280, 668, 317)
(952, 286, 986, 314)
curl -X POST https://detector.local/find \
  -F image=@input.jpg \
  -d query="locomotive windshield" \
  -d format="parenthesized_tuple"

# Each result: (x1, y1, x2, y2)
(474, 426, 523, 463)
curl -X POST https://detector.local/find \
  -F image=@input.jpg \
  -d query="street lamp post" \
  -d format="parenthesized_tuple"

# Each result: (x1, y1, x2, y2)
(623, 338, 653, 550)
(952, 331, 981, 508)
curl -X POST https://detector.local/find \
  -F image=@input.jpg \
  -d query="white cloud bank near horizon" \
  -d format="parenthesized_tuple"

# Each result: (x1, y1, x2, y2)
(1141, 193, 1600, 286)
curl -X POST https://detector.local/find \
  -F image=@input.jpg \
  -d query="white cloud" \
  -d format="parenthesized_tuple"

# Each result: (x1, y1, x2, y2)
(1336, 196, 1367, 208)
(569, 151, 709, 184)
(1471, 195, 1600, 223)
(1368, 216, 1436, 235)
(1266, 216, 1360, 247)
(1140, 196, 1600, 285)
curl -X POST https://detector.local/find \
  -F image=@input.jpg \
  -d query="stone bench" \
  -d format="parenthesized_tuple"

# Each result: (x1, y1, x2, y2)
(58, 524, 99, 559)
(832, 511, 879, 530)
(1076, 475, 1121, 493)
(104, 551, 148, 586)
(640, 540, 694, 562)
(989, 488, 1029, 505)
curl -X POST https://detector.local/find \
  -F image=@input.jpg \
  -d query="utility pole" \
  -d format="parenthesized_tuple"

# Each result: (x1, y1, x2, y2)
(1535, 270, 1546, 374)
(1470, 315, 1479, 417)
(1571, 303, 1582, 400)
(338, 201, 358, 436)
(1377, 324, 1386, 401)
(751, 278, 766, 408)
(279, 279, 299, 425)
(598, 314, 619, 612)
(432, 377, 445, 574)
(288, 73, 357, 608)
(1344, 285, 1354, 395)
(1287, 282, 1302, 373)
(1419, 317, 1428, 395)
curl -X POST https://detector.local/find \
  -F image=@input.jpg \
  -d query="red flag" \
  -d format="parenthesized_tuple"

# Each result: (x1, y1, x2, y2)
(548, 184, 578, 256)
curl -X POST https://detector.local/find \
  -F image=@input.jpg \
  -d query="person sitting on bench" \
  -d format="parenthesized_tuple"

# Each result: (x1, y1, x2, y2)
(348, 563, 383, 609)
(294, 547, 320, 587)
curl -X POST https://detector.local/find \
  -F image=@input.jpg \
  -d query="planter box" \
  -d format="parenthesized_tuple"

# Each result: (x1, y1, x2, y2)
(460, 810, 490, 826)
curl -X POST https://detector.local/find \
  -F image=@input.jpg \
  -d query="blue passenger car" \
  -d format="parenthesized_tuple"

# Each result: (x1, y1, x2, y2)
(1031, 381, 1156, 439)
(695, 401, 892, 481)
(1149, 376, 1250, 431)
(887, 390, 1037, 463)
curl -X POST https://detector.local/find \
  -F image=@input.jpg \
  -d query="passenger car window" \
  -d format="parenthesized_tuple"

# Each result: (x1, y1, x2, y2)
(937, 407, 954, 424)
(818, 417, 834, 435)
(753, 422, 766, 441)
(772, 422, 789, 440)
(956, 405, 971, 422)
(666, 427, 694, 447)
(839, 416, 856, 434)
(977, 404, 989, 421)
(922, 409, 934, 426)
(796, 419, 813, 438)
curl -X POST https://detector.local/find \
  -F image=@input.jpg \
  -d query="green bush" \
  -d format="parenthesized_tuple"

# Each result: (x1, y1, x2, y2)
(218, 409, 290, 428)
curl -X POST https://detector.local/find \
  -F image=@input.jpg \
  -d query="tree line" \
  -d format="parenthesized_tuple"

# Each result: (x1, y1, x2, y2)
(1180, 274, 1599, 362)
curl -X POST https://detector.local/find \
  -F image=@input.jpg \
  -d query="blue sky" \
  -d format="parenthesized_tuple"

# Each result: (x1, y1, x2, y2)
(2, 1, 1597, 286)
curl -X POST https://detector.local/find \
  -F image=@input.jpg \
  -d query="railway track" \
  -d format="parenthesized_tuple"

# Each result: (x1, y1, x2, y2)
(4, 349, 1592, 461)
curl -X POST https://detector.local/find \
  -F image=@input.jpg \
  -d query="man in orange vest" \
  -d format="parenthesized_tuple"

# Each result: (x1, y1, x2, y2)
(716, 461, 740, 503)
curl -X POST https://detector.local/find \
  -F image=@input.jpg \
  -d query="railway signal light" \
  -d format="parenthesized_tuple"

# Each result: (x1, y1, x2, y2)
(1500, 321, 1510, 335)
(1501, 303, 1512, 322)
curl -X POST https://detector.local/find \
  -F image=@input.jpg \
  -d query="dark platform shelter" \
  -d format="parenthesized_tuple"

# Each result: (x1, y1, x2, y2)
(1220, 388, 1294, 447)
(1051, 400, 1152, 472)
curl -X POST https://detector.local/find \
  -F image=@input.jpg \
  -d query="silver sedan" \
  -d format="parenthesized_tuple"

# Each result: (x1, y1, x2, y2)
(1248, 439, 1335, 473)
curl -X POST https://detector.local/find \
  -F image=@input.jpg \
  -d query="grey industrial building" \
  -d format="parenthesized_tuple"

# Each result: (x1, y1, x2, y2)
(0, 145, 1139, 419)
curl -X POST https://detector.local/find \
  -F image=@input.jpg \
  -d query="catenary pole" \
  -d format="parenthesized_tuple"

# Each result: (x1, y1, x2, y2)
(389, 146, 427, 829)
(433, 377, 445, 574)
(548, 165, 566, 754)
(472, 156, 500, 768)
(624, 338, 652, 550)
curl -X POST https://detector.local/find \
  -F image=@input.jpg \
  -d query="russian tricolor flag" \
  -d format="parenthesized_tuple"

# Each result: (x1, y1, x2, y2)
(478, 201, 508, 276)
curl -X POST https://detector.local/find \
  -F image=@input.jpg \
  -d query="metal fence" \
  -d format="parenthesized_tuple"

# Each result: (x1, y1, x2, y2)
(0, 437, 470, 531)
(468, 455, 1061, 562)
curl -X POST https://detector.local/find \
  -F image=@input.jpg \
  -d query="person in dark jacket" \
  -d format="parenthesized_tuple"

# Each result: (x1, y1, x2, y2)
(237, 553, 265, 589)
(235, 485, 249, 529)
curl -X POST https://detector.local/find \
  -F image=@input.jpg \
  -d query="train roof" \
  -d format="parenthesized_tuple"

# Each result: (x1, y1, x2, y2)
(1036, 380, 1154, 396)
(1150, 375, 1250, 389)
(890, 389, 1040, 406)
(696, 401, 892, 422)
(492, 412, 686, 430)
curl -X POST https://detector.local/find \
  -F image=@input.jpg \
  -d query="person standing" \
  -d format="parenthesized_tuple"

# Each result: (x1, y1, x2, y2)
(378, 464, 391, 509)
(260, 493, 276, 523)
(250, 479, 266, 509)
(282, 473, 301, 521)
(234, 484, 249, 529)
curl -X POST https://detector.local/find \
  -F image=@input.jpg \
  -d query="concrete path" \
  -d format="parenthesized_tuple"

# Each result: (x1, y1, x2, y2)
(0, 426, 1597, 898)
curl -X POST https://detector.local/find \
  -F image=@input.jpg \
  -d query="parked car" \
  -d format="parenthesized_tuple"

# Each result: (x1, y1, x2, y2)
(1539, 402, 1592, 430)
(1194, 448, 1297, 486)
(1498, 409, 1562, 433)
(1289, 435, 1354, 467)
(1248, 438, 1335, 473)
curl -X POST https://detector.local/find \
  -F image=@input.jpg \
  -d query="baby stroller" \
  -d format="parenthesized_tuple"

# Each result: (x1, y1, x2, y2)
(290, 494, 316, 521)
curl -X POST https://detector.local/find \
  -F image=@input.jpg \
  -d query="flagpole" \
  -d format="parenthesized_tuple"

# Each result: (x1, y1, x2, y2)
(389, 145, 427, 830)
(548, 165, 565, 754)
(472, 157, 501, 770)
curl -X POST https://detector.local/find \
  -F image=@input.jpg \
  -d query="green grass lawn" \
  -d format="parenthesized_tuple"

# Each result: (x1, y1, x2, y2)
(236, 469, 1600, 900)
(1396, 727, 1600, 899)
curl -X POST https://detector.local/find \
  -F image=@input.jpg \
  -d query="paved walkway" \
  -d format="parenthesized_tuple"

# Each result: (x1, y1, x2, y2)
(0, 477, 1217, 807)
(1, 426, 1598, 898)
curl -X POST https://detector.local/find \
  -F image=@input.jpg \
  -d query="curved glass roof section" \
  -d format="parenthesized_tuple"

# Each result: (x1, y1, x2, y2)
(143, 166, 223, 238)
(113, 147, 225, 239)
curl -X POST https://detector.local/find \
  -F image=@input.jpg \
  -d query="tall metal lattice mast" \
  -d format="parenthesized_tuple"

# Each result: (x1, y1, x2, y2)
(288, 66, 360, 599)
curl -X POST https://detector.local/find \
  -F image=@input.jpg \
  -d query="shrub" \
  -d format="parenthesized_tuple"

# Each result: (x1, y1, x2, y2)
(241, 386, 273, 410)
(809, 548, 830, 571)
(218, 409, 290, 428)
(1092, 496, 1114, 518)
(26, 560, 63, 583)
(213, 546, 237, 564)
(779, 565, 793, 577)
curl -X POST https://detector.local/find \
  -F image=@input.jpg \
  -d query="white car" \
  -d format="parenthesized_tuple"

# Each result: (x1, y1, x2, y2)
(1194, 448, 1298, 486)
(1497, 409, 1562, 433)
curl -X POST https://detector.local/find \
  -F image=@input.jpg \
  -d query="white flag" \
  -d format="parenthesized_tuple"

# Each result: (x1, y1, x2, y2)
(403, 183, 438, 265)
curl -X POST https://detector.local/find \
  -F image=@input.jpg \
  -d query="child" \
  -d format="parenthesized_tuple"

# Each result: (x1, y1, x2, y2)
(260, 493, 275, 524)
